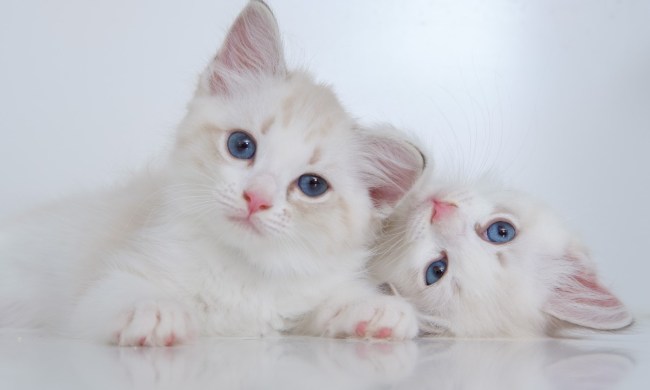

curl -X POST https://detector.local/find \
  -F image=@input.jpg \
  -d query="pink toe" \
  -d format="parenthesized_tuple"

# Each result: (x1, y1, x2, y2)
(375, 327, 392, 339)
(355, 321, 368, 337)
(164, 333, 176, 347)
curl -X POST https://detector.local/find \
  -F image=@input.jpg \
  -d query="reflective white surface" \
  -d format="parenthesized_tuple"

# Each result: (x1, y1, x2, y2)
(2, 317, 648, 390)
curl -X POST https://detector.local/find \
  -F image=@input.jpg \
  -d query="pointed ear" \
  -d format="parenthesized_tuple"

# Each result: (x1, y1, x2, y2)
(358, 125, 426, 216)
(544, 248, 632, 330)
(200, 0, 286, 95)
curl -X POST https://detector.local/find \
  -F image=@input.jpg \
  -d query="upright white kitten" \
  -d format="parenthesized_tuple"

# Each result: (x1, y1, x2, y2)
(0, 1, 424, 345)
(370, 170, 633, 337)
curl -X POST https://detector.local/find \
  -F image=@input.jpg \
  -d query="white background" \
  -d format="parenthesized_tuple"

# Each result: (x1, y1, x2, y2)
(1, 0, 648, 314)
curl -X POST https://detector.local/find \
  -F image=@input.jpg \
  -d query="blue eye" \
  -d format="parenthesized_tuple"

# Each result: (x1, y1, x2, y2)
(227, 131, 256, 160)
(425, 257, 448, 286)
(485, 221, 516, 243)
(297, 174, 329, 197)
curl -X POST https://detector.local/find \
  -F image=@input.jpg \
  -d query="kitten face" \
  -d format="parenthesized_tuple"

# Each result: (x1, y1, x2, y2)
(371, 177, 632, 336)
(164, 2, 424, 275)
(174, 75, 370, 260)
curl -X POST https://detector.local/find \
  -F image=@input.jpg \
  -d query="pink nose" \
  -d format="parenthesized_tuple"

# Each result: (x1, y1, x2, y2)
(431, 199, 456, 222)
(243, 191, 272, 215)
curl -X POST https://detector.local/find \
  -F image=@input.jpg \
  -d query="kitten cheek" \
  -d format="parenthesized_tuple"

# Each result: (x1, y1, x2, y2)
(175, 133, 229, 173)
(289, 195, 354, 234)
(287, 197, 334, 219)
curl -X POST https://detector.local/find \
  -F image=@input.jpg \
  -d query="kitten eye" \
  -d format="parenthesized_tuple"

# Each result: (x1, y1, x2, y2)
(425, 256, 448, 286)
(485, 221, 516, 244)
(227, 131, 256, 160)
(297, 174, 329, 197)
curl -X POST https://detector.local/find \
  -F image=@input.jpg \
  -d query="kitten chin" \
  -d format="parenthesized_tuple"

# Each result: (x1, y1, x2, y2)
(369, 171, 633, 337)
(0, 1, 425, 345)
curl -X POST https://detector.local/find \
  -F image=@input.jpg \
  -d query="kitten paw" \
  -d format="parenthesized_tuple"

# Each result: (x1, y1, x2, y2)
(324, 296, 418, 340)
(114, 301, 196, 347)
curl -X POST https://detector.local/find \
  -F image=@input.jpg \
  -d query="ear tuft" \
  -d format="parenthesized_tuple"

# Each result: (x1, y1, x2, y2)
(358, 125, 426, 216)
(201, 1, 286, 95)
(544, 250, 633, 330)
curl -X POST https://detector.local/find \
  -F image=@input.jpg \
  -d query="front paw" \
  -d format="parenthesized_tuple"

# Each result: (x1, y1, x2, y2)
(114, 300, 197, 347)
(323, 296, 418, 340)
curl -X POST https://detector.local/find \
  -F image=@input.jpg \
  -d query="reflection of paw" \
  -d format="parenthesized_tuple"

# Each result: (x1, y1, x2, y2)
(325, 296, 418, 340)
(316, 339, 418, 385)
(351, 341, 418, 380)
(114, 301, 196, 347)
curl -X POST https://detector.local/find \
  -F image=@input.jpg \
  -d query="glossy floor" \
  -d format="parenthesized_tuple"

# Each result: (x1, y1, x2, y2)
(2, 316, 649, 390)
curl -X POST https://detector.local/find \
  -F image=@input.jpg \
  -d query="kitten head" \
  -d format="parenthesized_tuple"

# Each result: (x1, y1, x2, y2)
(168, 1, 424, 275)
(371, 174, 632, 336)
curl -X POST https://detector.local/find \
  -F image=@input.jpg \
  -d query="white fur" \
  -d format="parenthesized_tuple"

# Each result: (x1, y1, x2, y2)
(370, 170, 633, 337)
(0, 1, 423, 345)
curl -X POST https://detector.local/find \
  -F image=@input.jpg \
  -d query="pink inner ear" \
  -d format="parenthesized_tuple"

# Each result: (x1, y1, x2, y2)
(364, 136, 424, 210)
(208, 2, 285, 94)
(571, 273, 624, 308)
(218, 18, 258, 71)
(369, 179, 406, 208)
(218, 7, 273, 71)
(544, 269, 632, 331)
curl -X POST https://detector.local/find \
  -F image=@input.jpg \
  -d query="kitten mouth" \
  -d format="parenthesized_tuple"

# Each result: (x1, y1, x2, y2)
(227, 215, 263, 235)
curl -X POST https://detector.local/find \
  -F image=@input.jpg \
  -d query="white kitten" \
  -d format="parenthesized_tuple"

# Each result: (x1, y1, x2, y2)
(0, 1, 424, 345)
(370, 170, 633, 337)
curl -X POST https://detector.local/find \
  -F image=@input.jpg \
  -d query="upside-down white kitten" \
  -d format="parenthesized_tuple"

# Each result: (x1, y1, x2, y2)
(0, 1, 424, 345)
(370, 169, 633, 337)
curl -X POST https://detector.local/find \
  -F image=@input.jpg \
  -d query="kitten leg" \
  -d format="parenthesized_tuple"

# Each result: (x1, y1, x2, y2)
(298, 282, 419, 340)
(67, 271, 197, 346)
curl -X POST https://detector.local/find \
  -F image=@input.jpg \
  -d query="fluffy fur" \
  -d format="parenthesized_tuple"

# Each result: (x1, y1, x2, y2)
(370, 169, 633, 337)
(0, 1, 425, 345)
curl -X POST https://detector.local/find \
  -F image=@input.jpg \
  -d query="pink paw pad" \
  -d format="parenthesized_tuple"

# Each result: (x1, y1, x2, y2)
(375, 327, 393, 339)
(164, 334, 176, 347)
(355, 321, 368, 337)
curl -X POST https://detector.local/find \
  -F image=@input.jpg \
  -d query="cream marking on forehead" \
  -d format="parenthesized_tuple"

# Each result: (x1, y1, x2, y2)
(452, 278, 461, 296)
(305, 117, 336, 142)
(474, 223, 483, 235)
(280, 80, 344, 140)
(308, 148, 322, 165)
(203, 124, 224, 134)
(496, 251, 507, 267)
(491, 205, 513, 216)
(260, 115, 275, 135)
(281, 93, 298, 128)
